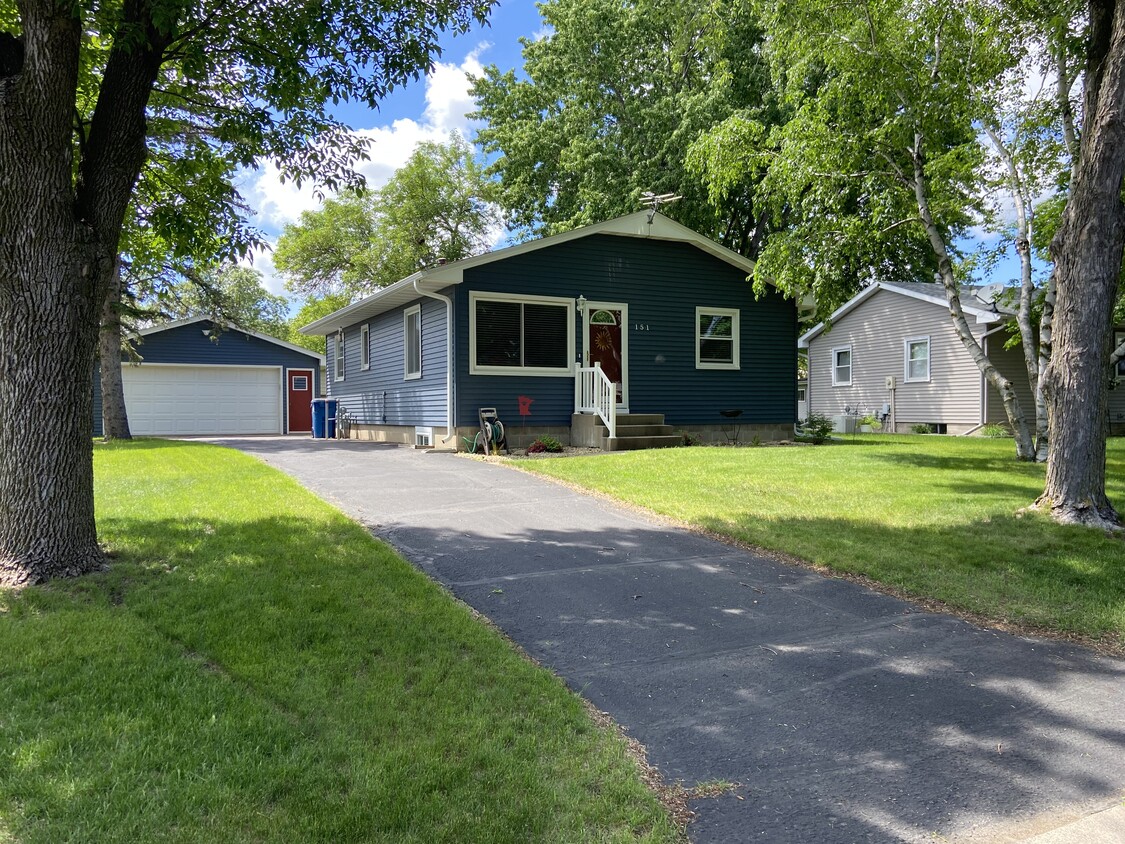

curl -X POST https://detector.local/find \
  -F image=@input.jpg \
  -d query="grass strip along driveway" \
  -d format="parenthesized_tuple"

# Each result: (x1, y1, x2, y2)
(0, 440, 679, 844)
(520, 435, 1125, 653)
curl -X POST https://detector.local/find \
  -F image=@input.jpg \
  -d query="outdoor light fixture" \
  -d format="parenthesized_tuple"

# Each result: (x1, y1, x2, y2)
(576, 294, 587, 312)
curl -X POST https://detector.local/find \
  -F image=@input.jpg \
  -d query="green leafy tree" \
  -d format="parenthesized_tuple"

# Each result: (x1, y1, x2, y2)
(0, 0, 491, 586)
(471, 0, 782, 253)
(159, 264, 290, 337)
(286, 294, 351, 356)
(694, 0, 1046, 458)
(275, 135, 501, 299)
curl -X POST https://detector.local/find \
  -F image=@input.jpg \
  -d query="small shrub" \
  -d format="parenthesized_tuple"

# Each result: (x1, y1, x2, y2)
(910, 423, 934, 435)
(750, 434, 763, 447)
(527, 435, 563, 454)
(798, 412, 835, 444)
(859, 414, 882, 431)
(680, 431, 701, 446)
(981, 423, 1012, 438)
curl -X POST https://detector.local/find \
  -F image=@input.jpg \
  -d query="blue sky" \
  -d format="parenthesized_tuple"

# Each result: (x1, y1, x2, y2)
(243, 0, 1032, 302)
(243, 0, 545, 296)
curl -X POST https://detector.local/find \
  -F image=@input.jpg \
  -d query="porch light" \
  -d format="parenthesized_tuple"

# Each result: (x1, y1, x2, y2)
(576, 294, 586, 312)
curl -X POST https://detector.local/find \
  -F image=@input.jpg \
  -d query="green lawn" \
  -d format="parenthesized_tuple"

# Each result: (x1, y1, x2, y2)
(0, 441, 680, 844)
(519, 435, 1125, 651)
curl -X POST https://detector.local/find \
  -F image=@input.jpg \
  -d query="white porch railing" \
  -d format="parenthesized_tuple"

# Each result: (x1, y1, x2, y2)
(574, 362, 616, 440)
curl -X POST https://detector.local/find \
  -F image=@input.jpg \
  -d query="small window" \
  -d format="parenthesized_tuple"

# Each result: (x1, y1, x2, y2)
(696, 307, 740, 369)
(832, 347, 852, 386)
(360, 324, 370, 370)
(470, 292, 574, 376)
(904, 336, 930, 382)
(292, 375, 309, 391)
(1115, 331, 1125, 376)
(404, 305, 421, 380)
(797, 386, 806, 402)
(334, 331, 344, 381)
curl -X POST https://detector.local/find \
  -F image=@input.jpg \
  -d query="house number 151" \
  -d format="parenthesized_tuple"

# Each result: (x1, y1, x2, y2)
(633, 323, 650, 331)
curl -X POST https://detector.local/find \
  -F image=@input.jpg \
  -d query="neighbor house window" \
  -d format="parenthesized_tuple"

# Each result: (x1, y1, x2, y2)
(334, 331, 344, 381)
(904, 336, 930, 382)
(832, 347, 852, 386)
(1116, 331, 1125, 377)
(696, 307, 740, 369)
(470, 292, 574, 376)
(404, 305, 421, 380)
(360, 323, 370, 370)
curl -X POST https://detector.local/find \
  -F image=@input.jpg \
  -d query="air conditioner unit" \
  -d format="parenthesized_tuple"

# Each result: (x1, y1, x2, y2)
(414, 426, 433, 448)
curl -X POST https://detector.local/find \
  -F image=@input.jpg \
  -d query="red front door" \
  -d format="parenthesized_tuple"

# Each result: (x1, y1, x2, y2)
(287, 369, 313, 433)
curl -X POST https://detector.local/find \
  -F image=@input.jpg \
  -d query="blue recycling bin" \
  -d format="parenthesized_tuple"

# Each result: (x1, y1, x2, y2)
(311, 398, 339, 439)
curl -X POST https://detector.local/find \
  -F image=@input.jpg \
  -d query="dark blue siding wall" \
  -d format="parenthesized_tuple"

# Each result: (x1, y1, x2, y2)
(455, 235, 797, 428)
(327, 295, 449, 427)
(92, 320, 322, 435)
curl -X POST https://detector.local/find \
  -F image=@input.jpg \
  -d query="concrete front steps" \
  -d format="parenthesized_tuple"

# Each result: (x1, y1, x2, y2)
(571, 412, 682, 451)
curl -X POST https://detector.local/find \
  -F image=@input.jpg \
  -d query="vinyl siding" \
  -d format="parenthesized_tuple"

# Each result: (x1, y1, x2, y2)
(454, 234, 797, 428)
(983, 331, 1036, 425)
(327, 295, 449, 427)
(92, 320, 321, 436)
(807, 289, 987, 426)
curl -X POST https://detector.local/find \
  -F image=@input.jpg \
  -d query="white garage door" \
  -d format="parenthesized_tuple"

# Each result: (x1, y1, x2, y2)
(121, 365, 282, 435)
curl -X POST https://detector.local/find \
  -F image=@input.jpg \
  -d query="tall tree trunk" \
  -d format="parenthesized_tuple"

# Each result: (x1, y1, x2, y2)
(983, 123, 1048, 461)
(0, 6, 106, 585)
(1, 1, 169, 584)
(909, 134, 1035, 460)
(99, 259, 132, 440)
(1037, 0, 1125, 529)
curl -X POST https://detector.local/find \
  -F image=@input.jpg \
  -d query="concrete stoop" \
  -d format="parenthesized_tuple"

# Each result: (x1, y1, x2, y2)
(598, 413, 680, 451)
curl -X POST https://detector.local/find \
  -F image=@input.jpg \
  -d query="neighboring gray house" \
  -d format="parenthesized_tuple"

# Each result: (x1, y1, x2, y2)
(300, 211, 800, 450)
(800, 281, 1125, 435)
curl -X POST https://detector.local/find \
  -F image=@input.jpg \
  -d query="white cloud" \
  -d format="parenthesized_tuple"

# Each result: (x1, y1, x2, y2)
(243, 46, 492, 232)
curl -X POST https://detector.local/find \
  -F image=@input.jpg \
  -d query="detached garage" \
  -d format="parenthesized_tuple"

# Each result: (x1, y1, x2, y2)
(93, 317, 325, 437)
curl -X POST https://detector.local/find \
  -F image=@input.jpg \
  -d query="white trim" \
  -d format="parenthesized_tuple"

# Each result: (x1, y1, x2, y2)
(903, 335, 931, 383)
(799, 282, 1004, 347)
(469, 291, 576, 377)
(695, 306, 740, 370)
(403, 305, 422, 381)
(286, 367, 314, 434)
(333, 330, 344, 382)
(360, 323, 370, 371)
(299, 211, 764, 336)
(582, 301, 630, 409)
(138, 316, 324, 364)
(831, 346, 853, 387)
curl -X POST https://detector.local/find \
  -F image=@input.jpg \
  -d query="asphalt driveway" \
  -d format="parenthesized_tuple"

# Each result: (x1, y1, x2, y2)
(220, 437, 1125, 843)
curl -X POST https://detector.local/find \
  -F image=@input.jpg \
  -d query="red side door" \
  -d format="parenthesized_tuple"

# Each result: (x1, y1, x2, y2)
(287, 369, 313, 433)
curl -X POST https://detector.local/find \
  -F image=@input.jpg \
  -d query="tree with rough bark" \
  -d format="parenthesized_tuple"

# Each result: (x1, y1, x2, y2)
(275, 135, 501, 300)
(1035, 0, 1125, 529)
(471, 0, 783, 253)
(694, 0, 1042, 458)
(0, 0, 492, 587)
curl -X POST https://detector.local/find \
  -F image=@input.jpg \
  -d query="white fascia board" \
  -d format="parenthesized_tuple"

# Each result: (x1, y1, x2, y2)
(139, 315, 325, 364)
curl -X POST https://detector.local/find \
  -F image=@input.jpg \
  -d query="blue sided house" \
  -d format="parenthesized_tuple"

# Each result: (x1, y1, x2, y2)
(299, 211, 799, 450)
(93, 317, 325, 436)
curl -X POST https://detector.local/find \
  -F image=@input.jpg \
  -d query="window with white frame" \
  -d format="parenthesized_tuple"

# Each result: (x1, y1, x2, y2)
(904, 336, 930, 382)
(470, 292, 574, 376)
(831, 347, 852, 386)
(696, 307, 740, 369)
(360, 323, 370, 370)
(1115, 331, 1125, 377)
(334, 331, 344, 381)
(404, 305, 421, 380)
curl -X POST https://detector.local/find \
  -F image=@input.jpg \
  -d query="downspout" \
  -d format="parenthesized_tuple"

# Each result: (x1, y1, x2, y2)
(414, 278, 457, 444)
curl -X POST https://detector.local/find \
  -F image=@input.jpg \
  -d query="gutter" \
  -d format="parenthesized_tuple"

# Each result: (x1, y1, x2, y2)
(413, 278, 457, 444)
